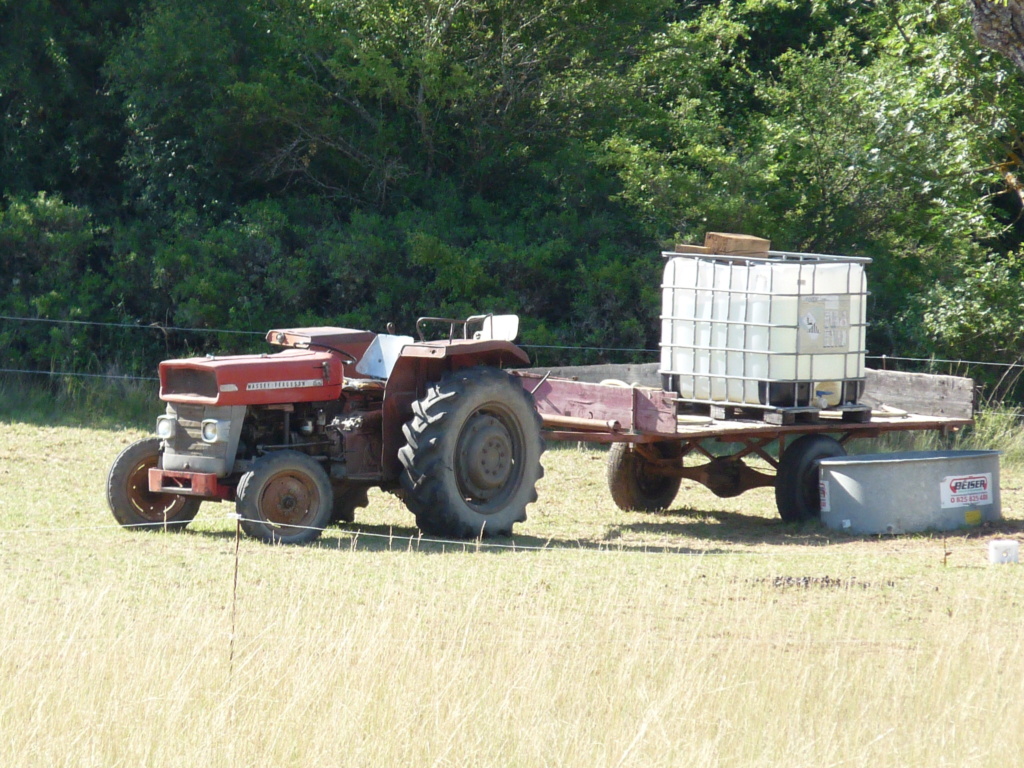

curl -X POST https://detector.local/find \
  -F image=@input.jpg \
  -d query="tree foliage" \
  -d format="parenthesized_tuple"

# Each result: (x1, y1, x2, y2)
(4, 0, 1024, 396)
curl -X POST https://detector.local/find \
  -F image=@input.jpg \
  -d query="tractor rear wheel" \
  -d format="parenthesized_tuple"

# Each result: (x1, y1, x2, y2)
(607, 442, 682, 511)
(107, 437, 201, 532)
(237, 451, 333, 544)
(398, 367, 544, 538)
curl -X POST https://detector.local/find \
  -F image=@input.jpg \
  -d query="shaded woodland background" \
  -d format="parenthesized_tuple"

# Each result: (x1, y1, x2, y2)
(5, 0, 1024, 395)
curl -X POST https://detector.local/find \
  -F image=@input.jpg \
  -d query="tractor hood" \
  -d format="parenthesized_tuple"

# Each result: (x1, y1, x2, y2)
(159, 349, 343, 406)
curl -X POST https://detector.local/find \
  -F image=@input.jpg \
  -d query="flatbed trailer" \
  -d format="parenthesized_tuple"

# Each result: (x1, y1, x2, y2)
(512, 365, 974, 522)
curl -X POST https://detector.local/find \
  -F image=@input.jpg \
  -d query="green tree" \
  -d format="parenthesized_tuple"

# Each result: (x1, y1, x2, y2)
(0, 193, 110, 372)
(105, 0, 275, 215)
(0, 0, 140, 204)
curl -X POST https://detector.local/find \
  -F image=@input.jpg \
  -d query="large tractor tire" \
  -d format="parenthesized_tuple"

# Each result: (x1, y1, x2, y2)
(606, 442, 683, 512)
(107, 437, 201, 532)
(237, 451, 333, 544)
(775, 434, 846, 522)
(398, 367, 544, 539)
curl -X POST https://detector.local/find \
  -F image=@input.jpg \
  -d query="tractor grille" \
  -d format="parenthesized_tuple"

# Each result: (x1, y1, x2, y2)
(166, 404, 225, 461)
(163, 367, 218, 399)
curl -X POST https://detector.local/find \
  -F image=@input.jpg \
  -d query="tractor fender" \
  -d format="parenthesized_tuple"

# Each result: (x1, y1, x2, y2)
(379, 340, 532, 482)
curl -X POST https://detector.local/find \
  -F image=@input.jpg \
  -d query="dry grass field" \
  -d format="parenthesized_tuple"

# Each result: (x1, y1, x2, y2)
(1, 419, 1023, 767)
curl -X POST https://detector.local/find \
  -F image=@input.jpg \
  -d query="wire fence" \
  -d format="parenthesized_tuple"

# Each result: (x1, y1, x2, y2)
(2, 312, 1022, 382)
(0, 367, 158, 382)
(0, 511, 700, 554)
(0, 314, 264, 336)
(0, 509, 887, 557)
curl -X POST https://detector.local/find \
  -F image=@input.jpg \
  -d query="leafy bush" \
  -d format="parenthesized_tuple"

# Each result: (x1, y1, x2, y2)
(5, 0, 1024, 393)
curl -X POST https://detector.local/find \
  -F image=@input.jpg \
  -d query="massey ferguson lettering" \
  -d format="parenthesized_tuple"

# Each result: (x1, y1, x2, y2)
(246, 379, 322, 391)
(941, 473, 993, 509)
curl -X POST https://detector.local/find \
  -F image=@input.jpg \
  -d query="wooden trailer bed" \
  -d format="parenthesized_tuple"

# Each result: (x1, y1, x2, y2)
(511, 365, 975, 520)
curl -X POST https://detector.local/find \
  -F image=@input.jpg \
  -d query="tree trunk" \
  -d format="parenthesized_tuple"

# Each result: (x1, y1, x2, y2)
(971, 0, 1024, 74)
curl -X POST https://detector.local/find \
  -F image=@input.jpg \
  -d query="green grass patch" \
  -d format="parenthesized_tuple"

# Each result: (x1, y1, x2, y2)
(858, 405, 1024, 468)
(0, 374, 159, 430)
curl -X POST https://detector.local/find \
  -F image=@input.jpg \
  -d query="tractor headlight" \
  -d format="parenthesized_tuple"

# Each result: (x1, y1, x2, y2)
(156, 415, 177, 439)
(200, 418, 230, 444)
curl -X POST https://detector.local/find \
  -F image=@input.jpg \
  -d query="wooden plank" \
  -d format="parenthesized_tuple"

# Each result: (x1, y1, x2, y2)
(516, 362, 662, 388)
(672, 244, 713, 254)
(704, 232, 770, 256)
(521, 376, 633, 428)
(709, 405, 737, 421)
(839, 405, 872, 423)
(763, 408, 821, 426)
(634, 388, 679, 434)
(670, 413, 971, 443)
(861, 368, 975, 420)
(514, 373, 677, 436)
(514, 365, 975, 423)
(536, 413, 972, 444)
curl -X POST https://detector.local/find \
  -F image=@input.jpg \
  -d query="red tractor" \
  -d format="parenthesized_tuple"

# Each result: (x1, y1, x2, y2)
(106, 315, 545, 544)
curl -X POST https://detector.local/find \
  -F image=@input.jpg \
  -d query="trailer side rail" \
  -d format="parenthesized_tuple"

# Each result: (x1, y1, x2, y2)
(511, 366, 975, 514)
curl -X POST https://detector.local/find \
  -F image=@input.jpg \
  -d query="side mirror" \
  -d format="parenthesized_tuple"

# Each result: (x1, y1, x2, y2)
(474, 314, 519, 342)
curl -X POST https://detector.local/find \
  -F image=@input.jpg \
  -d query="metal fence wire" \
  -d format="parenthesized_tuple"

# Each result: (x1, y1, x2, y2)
(2, 313, 1021, 384)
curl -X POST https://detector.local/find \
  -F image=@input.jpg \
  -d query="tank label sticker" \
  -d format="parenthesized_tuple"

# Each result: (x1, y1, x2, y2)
(819, 480, 831, 513)
(797, 295, 851, 353)
(940, 473, 992, 508)
(246, 378, 322, 391)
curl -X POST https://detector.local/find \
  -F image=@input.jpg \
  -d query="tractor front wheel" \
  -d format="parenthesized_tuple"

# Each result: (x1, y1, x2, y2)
(398, 367, 544, 539)
(237, 451, 333, 544)
(107, 437, 201, 532)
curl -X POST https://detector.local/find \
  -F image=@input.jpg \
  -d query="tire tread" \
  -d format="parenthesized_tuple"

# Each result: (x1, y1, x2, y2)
(399, 367, 544, 538)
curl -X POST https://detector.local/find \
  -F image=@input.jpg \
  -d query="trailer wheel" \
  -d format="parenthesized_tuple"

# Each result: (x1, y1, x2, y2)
(398, 367, 544, 538)
(775, 435, 845, 522)
(330, 482, 370, 524)
(237, 451, 333, 544)
(607, 442, 682, 511)
(107, 438, 201, 532)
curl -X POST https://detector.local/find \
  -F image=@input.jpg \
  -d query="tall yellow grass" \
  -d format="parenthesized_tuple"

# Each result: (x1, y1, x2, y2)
(1, 425, 1022, 767)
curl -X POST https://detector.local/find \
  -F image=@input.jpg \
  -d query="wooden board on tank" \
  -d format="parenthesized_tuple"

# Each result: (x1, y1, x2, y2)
(672, 244, 713, 254)
(703, 232, 771, 256)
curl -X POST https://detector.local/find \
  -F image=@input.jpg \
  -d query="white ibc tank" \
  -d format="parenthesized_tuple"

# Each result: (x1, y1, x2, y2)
(660, 248, 869, 408)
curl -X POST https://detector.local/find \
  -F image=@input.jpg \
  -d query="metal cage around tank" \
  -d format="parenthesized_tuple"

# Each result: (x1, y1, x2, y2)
(659, 249, 871, 411)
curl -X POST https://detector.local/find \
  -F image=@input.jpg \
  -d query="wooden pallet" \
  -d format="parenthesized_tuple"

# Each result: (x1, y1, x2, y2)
(707, 403, 817, 425)
(707, 403, 872, 426)
(833, 404, 872, 423)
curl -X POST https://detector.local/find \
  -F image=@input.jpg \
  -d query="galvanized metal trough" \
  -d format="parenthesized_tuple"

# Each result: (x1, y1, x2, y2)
(819, 450, 1001, 535)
